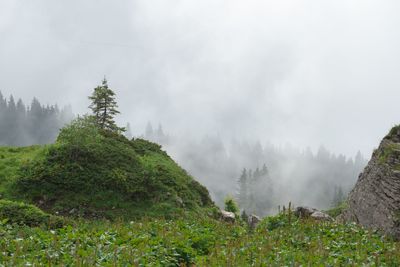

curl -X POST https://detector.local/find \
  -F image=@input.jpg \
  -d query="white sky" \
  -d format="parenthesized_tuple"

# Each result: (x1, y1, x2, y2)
(1, 0, 400, 157)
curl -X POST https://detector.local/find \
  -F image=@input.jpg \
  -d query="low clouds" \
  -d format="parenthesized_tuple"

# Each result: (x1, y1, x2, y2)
(1, 0, 400, 157)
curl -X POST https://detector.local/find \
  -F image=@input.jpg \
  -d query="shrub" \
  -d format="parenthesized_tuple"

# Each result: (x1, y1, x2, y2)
(0, 200, 63, 228)
(224, 196, 239, 214)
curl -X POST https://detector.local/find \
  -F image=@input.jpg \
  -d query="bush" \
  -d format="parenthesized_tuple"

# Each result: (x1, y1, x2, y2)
(224, 196, 239, 214)
(0, 200, 63, 228)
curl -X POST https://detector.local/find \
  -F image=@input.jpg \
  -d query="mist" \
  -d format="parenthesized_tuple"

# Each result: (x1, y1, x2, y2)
(1, 1, 400, 211)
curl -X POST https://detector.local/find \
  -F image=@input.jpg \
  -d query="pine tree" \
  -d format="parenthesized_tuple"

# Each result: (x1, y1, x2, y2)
(89, 78, 124, 133)
(331, 185, 345, 207)
(237, 168, 248, 210)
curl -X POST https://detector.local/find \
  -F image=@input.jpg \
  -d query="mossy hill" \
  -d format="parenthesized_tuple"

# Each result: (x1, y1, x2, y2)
(0, 118, 214, 220)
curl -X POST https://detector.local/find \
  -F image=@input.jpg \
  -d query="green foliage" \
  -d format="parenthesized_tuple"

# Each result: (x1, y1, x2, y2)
(378, 143, 400, 164)
(13, 117, 213, 219)
(0, 200, 63, 228)
(88, 78, 124, 133)
(388, 125, 400, 138)
(325, 201, 348, 218)
(0, 145, 45, 199)
(0, 213, 399, 266)
(224, 196, 239, 214)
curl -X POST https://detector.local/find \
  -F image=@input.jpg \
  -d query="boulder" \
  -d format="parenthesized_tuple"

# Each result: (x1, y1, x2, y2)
(248, 214, 261, 229)
(342, 126, 400, 239)
(310, 211, 333, 222)
(221, 210, 235, 223)
(294, 206, 333, 221)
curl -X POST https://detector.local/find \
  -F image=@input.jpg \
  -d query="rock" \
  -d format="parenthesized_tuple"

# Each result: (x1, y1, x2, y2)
(175, 196, 184, 207)
(310, 211, 333, 222)
(248, 214, 261, 229)
(69, 208, 77, 214)
(294, 206, 317, 218)
(343, 125, 400, 239)
(294, 206, 333, 221)
(221, 210, 235, 223)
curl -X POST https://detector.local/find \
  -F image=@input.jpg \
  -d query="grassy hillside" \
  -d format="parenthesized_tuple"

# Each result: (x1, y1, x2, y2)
(1, 212, 399, 266)
(0, 145, 44, 198)
(0, 117, 215, 220)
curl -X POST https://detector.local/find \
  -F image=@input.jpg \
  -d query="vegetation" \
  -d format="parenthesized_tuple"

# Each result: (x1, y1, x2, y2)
(10, 117, 213, 219)
(379, 143, 400, 164)
(388, 125, 400, 138)
(377, 125, 400, 167)
(0, 199, 63, 228)
(0, 91, 73, 146)
(237, 165, 273, 216)
(144, 122, 368, 211)
(224, 196, 239, 214)
(325, 201, 348, 218)
(89, 78, 124, 133)
(0, 211, 399, 266)
(0, 87, 398, 265)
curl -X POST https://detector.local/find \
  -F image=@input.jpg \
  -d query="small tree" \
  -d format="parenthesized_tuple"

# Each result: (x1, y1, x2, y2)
(224, 196, 239, 214)
(89, 78, 124, 133)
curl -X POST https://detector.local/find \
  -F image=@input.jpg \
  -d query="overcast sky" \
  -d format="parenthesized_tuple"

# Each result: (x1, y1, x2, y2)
(1, 0, 400, 157)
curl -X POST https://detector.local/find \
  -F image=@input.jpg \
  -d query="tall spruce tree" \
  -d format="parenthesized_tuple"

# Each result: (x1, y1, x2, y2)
(89, 78, 124, 132)
(237, 168, 248, 210)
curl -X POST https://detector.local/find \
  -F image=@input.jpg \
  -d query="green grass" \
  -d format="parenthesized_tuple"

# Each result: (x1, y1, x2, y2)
(325, 201, 348, 218)
(378, 143, 400, 164)
(0, 146, 45, 198)
(0, 213, 399, 266)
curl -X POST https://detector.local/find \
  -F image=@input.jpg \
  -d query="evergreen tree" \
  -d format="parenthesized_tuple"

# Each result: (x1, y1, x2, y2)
(237, 168, 248, 210)
(331, 185, 345, 207)
(5, 95, 17, 145)
(88, 78, 124, 132)
(0, 92, 6, 145)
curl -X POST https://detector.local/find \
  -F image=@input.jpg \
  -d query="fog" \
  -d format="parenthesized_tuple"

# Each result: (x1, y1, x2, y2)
(1, 1, 400, 211)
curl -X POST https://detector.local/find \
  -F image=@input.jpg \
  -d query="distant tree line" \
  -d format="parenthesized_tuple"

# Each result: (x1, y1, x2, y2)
(237, 165, 273, 216)
(142, 122, 368, 214)
(0, 91, 74, 146)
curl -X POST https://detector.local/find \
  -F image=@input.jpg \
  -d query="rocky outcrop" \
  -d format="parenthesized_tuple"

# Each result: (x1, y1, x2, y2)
(343, 125, 400, 239)
(221, 210, 236, 223)
(294, 206, 333, 221)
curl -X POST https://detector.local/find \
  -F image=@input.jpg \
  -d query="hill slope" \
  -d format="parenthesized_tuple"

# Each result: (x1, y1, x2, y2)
(1, 118, 214, 219)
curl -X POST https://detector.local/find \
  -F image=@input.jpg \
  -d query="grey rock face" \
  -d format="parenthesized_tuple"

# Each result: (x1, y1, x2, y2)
(343, 126, 400, 239)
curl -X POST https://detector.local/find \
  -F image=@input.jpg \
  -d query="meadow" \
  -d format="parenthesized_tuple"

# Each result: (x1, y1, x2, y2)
(1, 212, 399, 266)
